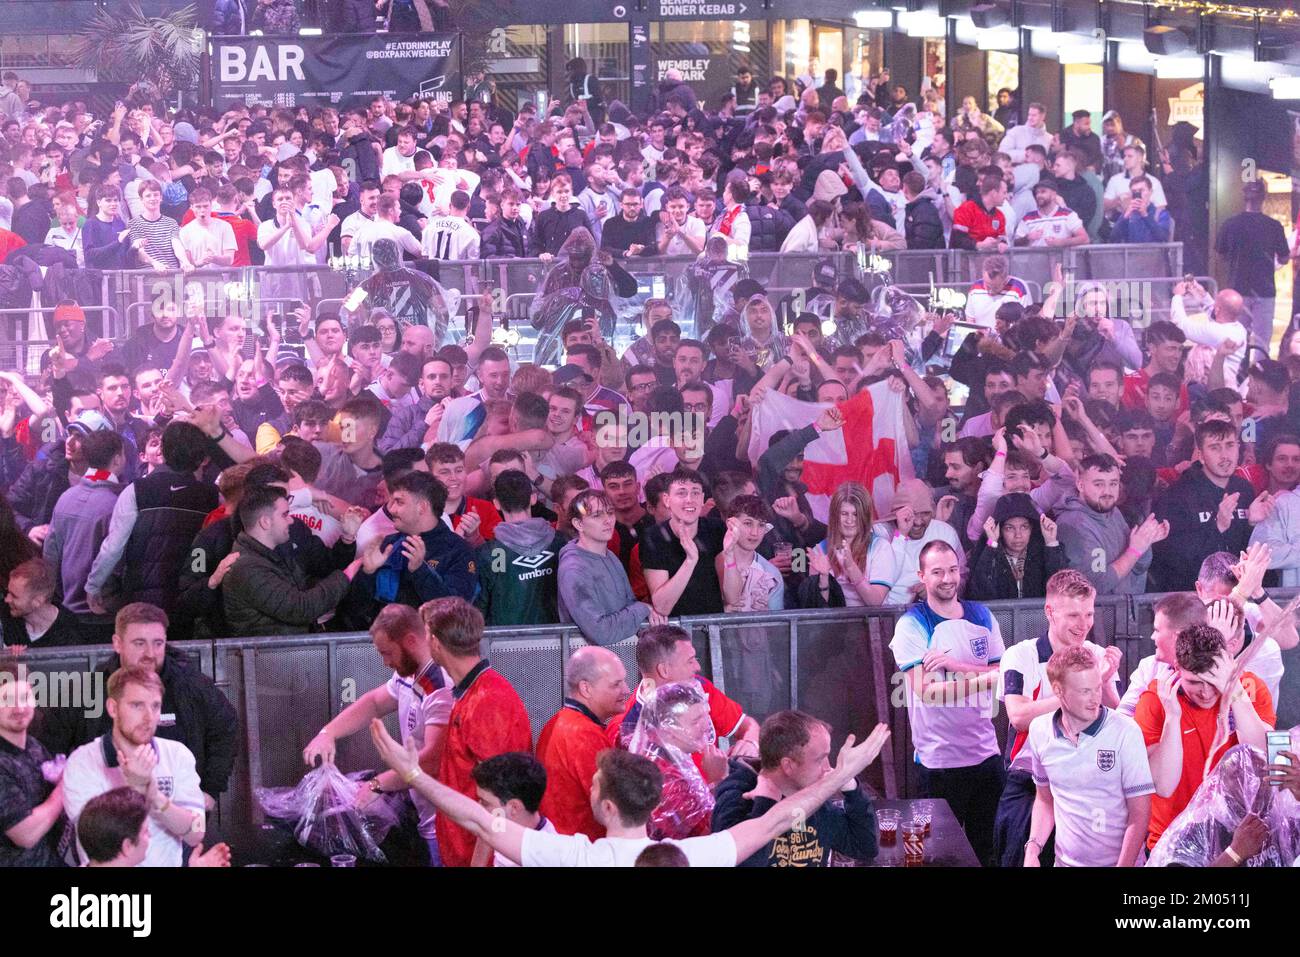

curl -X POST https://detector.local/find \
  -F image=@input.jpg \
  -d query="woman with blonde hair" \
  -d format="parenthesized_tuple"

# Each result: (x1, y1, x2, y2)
(812, 481, 894, 607)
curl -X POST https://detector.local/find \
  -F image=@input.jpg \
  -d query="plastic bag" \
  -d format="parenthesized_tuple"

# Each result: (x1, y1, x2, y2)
(1147, 731, 1300, 868)
(256, 765, 402, 863)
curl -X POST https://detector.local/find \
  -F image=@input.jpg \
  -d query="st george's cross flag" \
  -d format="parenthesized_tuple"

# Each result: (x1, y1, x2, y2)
(747, 380, 913, 524)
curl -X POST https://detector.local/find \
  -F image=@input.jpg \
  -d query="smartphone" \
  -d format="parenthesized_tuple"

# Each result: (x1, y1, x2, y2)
(1267, 730, 1292, 775)
(342, 287, 368, 312)
(943, 320, 982, 358)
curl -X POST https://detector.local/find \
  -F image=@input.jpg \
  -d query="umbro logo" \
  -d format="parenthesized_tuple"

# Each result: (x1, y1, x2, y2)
(513, 551, 555, 570)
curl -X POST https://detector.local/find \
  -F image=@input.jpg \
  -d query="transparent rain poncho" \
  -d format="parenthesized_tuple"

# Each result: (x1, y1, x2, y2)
(528, 227, 635, 366)
(673, 235, 748, 340)
(1147, 730, 1300, 868)
(628, 680, 718, 841)
(256, 765, 403, 864)
(359, 238, 460, 348)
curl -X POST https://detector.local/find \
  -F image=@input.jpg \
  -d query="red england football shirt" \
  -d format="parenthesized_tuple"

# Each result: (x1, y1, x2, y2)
(436, 662, 532, 867)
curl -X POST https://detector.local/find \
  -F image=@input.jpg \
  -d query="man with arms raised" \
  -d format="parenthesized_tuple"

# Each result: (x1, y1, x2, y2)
(1134, 624, 1274, 852)
(370, 716, 889, 866)
(711, 709, 879, 867)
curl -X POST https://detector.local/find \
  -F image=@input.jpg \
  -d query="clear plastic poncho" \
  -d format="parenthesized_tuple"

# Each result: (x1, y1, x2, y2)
(256, 764, 403, 864)
(1146, 731, 1300, 868)
(628, 680, 718, 841)
(673, 235, 748, 340)
(359, 238, 460, 348)
(529, 227, 623, 367)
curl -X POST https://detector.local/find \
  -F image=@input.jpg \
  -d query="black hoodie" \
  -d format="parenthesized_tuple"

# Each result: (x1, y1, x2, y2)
(1150, 463, 1256, 592)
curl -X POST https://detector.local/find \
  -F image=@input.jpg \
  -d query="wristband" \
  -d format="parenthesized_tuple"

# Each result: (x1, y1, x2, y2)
(402, 767, 422, 785)
(1124, 546, 1142, 560)
(1249, 591, 1267, 605)
(1224, 845, 1243, 864)
(1039, 447, 1049, 460)
(994, 450, 1007, 458)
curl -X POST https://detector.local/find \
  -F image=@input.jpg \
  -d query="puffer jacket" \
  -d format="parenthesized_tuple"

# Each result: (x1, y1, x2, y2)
(223, 532, 352, 637)
(480, 216, 528, 259)
(35, 650, 239, 797)
(744, 203, 796, 253)
(120, 467, 218, 613)
(7, 440, 72, 533)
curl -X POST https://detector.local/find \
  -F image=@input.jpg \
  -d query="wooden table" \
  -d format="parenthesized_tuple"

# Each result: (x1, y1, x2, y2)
(855, 798, 981, 868)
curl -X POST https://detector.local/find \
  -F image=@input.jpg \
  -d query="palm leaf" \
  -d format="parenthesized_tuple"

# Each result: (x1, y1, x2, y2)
(73, 2, 200, 93)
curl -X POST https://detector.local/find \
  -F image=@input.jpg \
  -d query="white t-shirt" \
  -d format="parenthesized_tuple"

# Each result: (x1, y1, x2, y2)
(814, 536, 896, 608)
(889, 600, 1005, 769)
(519, 826, 737, 867)
(287, 485, 343, 547)
(63, 734, 204, 867)
(384, 662, 453, 839)
(1118, 603, 1284, 715)
(1104, 171, 1167, 208)
(422, 215, 481, 261)
(340, 210, 375, 247)
(1013, 205, 1083, 247)
(257, 214, 310, 267)
(657, 216, 707, 257)
(178, 217, 236, 266)
(495, 817, 557, 867)
(348, 217, 422, 261)
(381, 146, 417, 179)
(1027, 706, 1154, 867)
(44, 224, 84, 267)
(870, 520, 965, 606)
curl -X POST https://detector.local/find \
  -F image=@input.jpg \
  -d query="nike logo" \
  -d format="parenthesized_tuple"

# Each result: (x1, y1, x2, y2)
(1184, 728, 1196, 735)
(170, 485, 185, 492)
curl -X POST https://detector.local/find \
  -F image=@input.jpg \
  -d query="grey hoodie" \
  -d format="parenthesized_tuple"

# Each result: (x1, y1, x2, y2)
(557, 539, 650, 646)
(1053, 492, 1150, 595)
(43, 475, 125, 618)
(494, 517, 558, 555)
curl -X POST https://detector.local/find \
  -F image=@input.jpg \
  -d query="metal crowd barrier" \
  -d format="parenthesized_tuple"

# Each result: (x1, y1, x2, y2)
(0, 244, 1189, 368)
(13, 587, 1298, 848)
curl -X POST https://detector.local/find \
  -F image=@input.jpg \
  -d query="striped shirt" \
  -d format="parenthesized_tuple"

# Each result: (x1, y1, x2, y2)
(128, 214, 181, 268)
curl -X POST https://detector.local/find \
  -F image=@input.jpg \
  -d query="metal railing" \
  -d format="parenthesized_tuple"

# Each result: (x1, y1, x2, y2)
(11, 586, 1297, 848)
(0, 244, 1187, 352)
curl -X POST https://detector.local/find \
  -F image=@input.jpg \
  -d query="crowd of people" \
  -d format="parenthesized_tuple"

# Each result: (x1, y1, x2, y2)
(0, 59, 1297, 868)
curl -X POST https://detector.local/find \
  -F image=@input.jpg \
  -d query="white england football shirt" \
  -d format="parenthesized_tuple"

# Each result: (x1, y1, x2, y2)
(385, 661, 453, 839)
(890, 600, 1005, 769)
(1027, 706, 1154, 867)
(520, 827, 737, 867)
(998, 635, 1117, 772)
(63, 734, 204, 867)
(422, 215, 481, 261)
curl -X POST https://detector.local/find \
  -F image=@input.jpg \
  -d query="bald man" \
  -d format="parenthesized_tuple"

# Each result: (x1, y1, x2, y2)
(872, 480, 966, 605)
(1170, 281, 1250, 396)
(535, 647, 629, 839)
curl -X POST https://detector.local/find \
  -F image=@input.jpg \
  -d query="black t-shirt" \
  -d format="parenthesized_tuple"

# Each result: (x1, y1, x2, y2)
(1216, 211, 1289, 298)
(638, 515, 726, 616)
(0, 734, 64, 868)
(120, 324, 183, 377)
